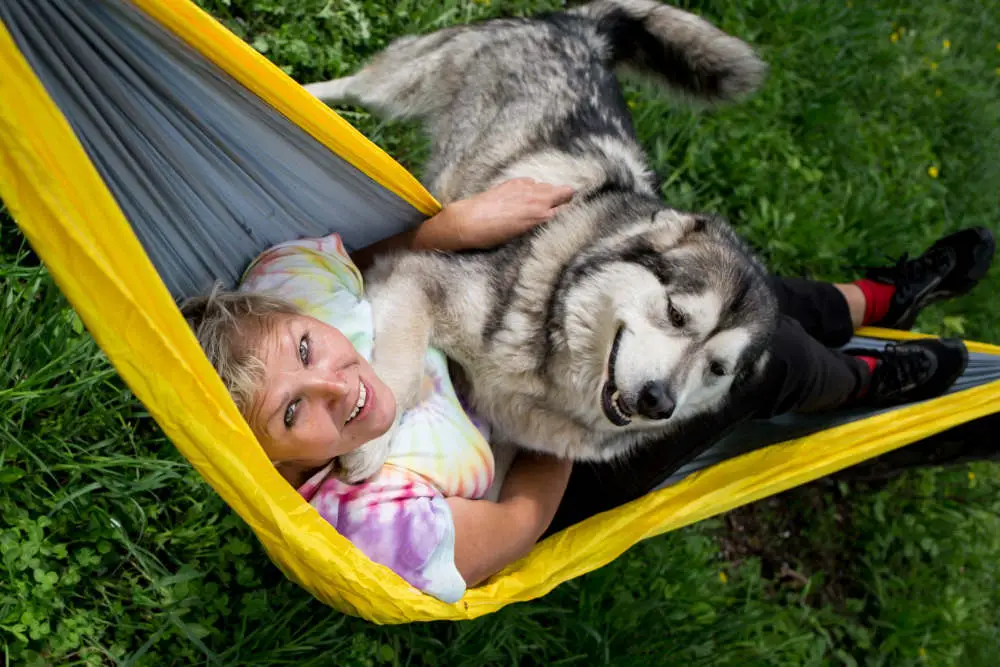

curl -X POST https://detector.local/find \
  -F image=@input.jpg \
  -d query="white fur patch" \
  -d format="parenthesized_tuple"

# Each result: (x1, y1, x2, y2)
(670, 291, 722, 338)
(495, 150, 608, 192)
(707, 326, 752, 366)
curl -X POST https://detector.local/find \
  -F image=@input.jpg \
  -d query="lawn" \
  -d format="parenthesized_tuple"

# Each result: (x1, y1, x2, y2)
(2, 0, 999, 665)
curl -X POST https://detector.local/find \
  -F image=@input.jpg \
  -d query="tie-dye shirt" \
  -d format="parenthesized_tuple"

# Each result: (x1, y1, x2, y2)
(240, 234, 494, 603)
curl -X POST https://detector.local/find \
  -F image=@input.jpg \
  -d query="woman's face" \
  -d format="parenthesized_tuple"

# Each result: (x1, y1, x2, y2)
(248, 313, 396, 471)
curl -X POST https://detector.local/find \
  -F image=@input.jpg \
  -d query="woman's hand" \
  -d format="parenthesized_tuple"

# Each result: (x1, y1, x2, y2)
(438, 178, 576, 250)
(352, 179, 575, 269)
(446, 450, 573, 588)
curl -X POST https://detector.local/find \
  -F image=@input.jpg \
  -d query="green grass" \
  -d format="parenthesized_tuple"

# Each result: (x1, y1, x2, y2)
(2, 0, 1000, 664)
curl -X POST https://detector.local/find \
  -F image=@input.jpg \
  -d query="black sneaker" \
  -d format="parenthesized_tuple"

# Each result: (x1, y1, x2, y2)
(848, 338, 968, 408)
(864, 227, 995, 330)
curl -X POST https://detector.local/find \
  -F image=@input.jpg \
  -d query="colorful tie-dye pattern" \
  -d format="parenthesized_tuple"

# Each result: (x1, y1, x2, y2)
(239, 234, 494, 603)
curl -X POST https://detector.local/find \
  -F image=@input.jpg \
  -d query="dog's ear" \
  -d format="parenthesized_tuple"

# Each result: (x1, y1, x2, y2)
(652, 208, 733, 252)
(648, 210, 703, 249)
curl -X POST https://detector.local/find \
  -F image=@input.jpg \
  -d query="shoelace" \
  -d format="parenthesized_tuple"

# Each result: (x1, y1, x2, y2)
(864, 247, 958, 302)
(875, 343, 935, 394)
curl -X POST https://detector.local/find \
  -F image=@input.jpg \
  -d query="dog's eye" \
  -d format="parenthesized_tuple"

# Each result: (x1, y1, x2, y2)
(667, 299, 687, 328)
(709, 361, 727, 377)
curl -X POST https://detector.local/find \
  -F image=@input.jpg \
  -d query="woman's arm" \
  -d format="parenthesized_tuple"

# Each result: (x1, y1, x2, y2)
(352, 178, 574, 269)
(446, 450, 573, 587)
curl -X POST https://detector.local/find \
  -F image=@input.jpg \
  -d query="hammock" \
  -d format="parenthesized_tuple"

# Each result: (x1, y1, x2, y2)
(2, 0, 999, 624)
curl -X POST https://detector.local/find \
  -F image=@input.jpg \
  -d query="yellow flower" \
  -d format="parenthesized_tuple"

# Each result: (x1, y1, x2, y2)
(935, 88, 942, 97)
(928, 165, 939, 178)
(919, 647, 928, 659)
(929, 61, 938, 71)
(718, 571, 728, 584)
(969, 471, 976, 481)
(890, 32, 900, 43)
(943, 39, 951, 50)
(627, 99, 637, 109)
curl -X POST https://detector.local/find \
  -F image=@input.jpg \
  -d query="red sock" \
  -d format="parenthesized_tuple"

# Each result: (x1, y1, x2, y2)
(852, 355, 880, 398)
(855, 355, 879, 375)
(853, 279, 897, 325)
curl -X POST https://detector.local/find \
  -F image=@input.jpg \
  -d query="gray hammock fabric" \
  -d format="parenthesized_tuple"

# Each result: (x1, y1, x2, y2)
(4, 0, 999, 511)
(1, 0, 424, 300)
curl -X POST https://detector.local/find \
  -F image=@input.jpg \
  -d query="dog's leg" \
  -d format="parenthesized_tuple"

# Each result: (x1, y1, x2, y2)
(336, 257, 438, 483)
(367, 274, 436, 413)
(336, 420, 398, 484)
(303, 28, 470, 120)
(574, 0, 767, 105)
(300, 77, 356, 106)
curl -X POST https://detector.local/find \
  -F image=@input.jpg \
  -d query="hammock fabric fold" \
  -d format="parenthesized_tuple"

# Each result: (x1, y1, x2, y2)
(2, 0, 999, 624)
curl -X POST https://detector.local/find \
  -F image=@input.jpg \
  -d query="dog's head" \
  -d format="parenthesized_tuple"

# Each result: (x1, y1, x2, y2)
(553, 208, 778, 445)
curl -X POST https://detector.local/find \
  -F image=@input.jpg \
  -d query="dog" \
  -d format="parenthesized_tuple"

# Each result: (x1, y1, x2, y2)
(305, 0, 780, 483)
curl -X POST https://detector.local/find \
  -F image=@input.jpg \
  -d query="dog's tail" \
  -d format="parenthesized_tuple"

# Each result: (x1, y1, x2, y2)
(572, 0, 767, 105)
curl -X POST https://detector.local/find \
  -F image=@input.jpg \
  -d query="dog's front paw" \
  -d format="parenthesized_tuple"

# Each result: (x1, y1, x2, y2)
(336, 431, 393, 484)
(302, 77, 355, 104)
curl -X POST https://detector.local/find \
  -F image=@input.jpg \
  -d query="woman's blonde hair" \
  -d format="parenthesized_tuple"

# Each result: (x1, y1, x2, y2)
(180, 285, 301, 416)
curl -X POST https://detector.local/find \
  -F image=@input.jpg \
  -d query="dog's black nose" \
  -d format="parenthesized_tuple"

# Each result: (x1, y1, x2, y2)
(636, 381, 675, 420)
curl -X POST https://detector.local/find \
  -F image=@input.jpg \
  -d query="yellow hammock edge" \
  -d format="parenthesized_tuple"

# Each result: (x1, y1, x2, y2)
(4, 7, 1000, 624)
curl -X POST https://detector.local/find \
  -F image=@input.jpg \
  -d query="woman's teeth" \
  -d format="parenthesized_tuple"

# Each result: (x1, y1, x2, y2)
(346, 381, 367, 424)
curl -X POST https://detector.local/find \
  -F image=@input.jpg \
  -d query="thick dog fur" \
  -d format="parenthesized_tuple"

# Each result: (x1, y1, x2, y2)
(307, 0, 779, 482)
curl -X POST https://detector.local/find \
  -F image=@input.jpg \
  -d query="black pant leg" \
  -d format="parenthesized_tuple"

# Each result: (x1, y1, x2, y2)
(753, 315, 871, 418)
(767, 276, 855, 347)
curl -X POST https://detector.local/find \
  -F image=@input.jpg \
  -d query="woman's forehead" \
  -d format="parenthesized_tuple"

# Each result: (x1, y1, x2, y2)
(256, 312, 352, 368)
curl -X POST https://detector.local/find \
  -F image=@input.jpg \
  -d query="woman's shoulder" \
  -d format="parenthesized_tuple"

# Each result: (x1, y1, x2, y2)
(240, 233, 363, 297)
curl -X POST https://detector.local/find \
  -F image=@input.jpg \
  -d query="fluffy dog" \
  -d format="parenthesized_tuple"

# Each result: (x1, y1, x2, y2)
(305, 0, 779, 482)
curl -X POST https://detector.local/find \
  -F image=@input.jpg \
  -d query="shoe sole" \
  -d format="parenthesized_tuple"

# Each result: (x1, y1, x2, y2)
(887, 227, 996, 330)
(943, 226, 996, 293)
(892, 278, 944, 331)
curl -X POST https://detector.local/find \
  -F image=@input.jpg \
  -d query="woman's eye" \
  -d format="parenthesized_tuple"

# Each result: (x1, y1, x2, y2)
(298, 334, 310, 366)
(284, 399, 300, 429)
(709, 361, 727, 377)
(668, 299, 687, 328)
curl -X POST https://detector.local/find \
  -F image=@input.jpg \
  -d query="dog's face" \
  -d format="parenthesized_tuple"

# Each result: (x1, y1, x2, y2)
(556, 211, 777, 438)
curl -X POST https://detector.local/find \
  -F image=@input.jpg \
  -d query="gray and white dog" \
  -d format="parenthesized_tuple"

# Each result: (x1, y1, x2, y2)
(305, 0, 780, 482)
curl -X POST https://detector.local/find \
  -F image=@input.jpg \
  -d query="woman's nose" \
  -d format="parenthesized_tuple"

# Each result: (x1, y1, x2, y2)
(305, 373, 350, 399)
